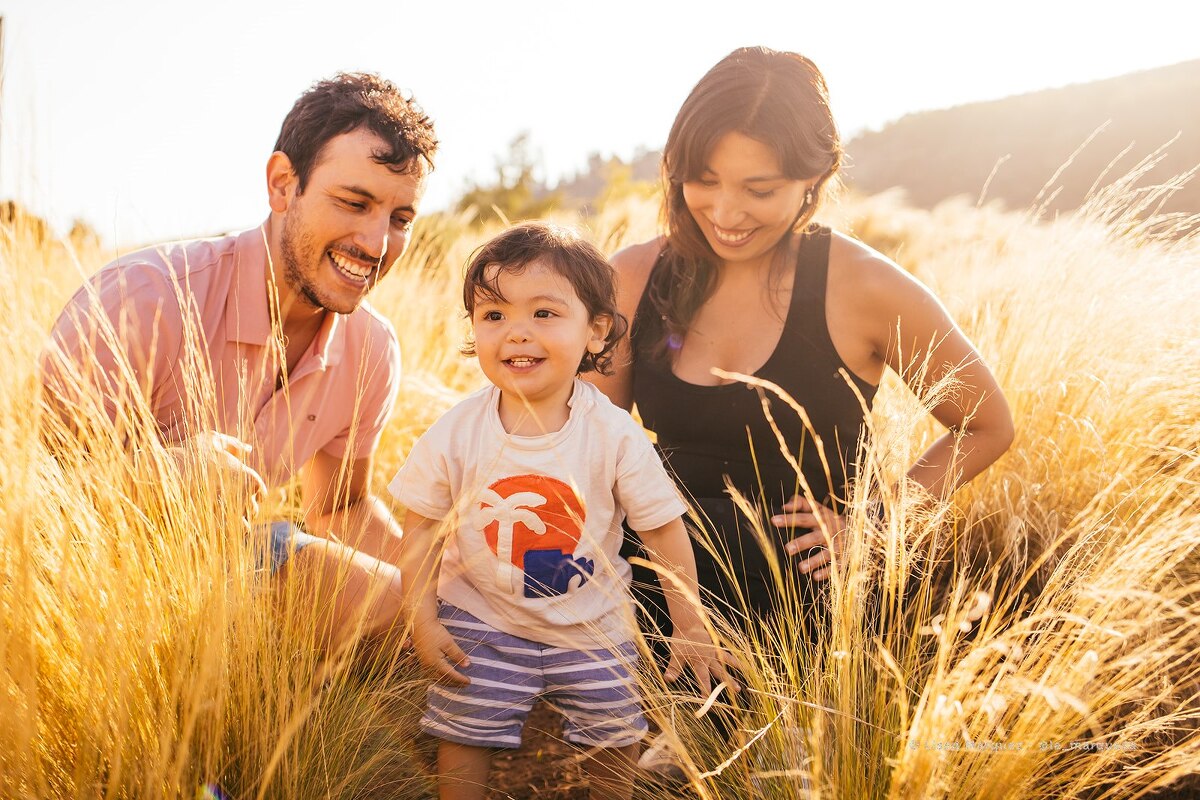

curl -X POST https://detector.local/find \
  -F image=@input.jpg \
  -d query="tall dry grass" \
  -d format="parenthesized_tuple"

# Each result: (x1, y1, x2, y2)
(0, 213, 429, 799)
(1, 173, 1197, 799)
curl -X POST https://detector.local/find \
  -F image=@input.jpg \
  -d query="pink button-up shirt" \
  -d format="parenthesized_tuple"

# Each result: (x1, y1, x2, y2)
(42, 226, 401, 487)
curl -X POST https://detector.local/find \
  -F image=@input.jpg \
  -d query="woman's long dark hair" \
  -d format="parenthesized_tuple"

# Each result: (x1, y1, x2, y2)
(644, 46, 843, 360)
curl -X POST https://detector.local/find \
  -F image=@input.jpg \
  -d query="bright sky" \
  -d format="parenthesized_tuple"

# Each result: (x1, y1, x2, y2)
(1, 0, 1196, 246)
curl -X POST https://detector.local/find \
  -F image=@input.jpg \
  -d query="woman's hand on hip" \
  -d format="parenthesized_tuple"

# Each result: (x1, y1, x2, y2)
(773, 495, 846, 582)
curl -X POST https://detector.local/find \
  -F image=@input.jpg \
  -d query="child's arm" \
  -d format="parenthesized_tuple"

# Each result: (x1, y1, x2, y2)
(638, 517, 736, 694)
(400, 510, 471, 685)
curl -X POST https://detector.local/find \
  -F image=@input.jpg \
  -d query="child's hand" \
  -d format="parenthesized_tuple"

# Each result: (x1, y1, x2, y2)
(663, 621, 738, 696)
(638, 517, 741, 695)
(412, 619, 471, 686)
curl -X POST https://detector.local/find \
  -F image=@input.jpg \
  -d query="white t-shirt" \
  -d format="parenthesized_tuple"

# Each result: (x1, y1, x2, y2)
(389, 380, 687, 649)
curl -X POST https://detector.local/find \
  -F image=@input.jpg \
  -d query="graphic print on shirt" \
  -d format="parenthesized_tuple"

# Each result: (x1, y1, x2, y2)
(471, 474, 594, 599)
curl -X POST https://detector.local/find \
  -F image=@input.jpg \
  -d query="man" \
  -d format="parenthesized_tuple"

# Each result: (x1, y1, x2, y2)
(40, 73, 436, 648)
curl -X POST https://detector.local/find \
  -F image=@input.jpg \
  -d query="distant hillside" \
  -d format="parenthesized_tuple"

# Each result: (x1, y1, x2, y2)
(844, 60, 1200, 215)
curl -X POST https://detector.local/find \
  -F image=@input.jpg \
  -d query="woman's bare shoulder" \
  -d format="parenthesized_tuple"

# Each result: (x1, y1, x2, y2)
(828, 229, 921, 299)
(611, 237, 664, 278)
(610, 237, 665, 310)
(829, 229, 898, 276)
(826, 227, 952, 352)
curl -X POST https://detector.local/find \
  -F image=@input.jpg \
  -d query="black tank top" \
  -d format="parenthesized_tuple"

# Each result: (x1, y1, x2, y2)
(630, 226, 877, 513)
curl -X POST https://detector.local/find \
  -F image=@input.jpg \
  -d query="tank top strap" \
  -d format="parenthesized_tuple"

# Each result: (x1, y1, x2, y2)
(785, 225, 833, 343)
(630, 248, 668, 356)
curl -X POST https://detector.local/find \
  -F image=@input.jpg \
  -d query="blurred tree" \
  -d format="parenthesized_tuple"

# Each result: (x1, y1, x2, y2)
(456, 132, 562, 225)
(68, 218, 102, 253)
(591, 155, 658, 213)
(1, 200, 50, 244)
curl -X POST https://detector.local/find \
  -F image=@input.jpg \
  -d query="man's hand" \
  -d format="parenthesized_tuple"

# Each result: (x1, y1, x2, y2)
(167, 431, 267, 525)
(411, 616, 471, 686)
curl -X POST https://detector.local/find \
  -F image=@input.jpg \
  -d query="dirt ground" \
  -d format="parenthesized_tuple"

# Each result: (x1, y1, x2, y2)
(486, 702, 590, 800)
(410, 701, 674, 800)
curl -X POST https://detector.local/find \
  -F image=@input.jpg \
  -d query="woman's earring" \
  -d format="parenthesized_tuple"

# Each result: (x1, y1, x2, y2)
(805, 188, 814, 206)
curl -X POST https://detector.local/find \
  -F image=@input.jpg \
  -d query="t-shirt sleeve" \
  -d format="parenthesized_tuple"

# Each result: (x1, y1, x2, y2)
(613, 415, 688, 532)
(387, 420, 454, 521)
(321, 321, 401, 462)
(39, 260, 184, 435)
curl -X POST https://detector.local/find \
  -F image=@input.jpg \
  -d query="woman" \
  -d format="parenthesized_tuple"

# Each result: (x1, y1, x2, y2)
(589, 46, 1014, 633)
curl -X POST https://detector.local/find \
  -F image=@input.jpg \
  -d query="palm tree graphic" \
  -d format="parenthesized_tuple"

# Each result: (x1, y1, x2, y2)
(473, 488, 548, 595)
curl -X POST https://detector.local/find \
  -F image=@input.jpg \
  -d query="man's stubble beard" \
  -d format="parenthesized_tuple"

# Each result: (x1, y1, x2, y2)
(279, 206, 336, 313)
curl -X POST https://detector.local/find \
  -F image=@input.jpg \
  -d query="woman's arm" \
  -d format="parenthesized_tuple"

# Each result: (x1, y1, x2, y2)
(782, 240, 1014, 578)
(585, 239, 661, 411)
(863, 251, 1015, 496)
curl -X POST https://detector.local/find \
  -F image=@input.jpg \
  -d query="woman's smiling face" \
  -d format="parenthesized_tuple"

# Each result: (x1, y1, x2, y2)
(681, 131, 810, 266)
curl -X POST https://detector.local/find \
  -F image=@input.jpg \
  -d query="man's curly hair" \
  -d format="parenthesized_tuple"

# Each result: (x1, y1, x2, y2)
(274, 72, 438, 192)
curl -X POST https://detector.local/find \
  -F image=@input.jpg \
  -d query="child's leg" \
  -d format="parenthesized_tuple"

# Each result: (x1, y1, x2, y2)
(581, 743, 638, 800)
(544, 640, 647, 799)
(438, 741, 494, 800)
(420, 605, 544, 797)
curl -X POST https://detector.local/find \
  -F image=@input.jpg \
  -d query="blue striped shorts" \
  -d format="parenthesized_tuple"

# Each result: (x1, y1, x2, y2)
(423, 603, 648, 750)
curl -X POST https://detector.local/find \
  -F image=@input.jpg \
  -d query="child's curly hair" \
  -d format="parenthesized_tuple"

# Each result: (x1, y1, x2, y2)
(462, 222, 629, 375)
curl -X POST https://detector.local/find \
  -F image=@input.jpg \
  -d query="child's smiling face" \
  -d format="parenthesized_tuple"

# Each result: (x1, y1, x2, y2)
(471, 259, 611, 432)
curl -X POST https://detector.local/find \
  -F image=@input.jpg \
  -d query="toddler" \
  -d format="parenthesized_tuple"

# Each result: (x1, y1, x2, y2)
(390, 222, 728, 799)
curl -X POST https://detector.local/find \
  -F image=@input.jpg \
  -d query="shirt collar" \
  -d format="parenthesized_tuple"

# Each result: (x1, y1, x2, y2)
(310, 309, 344, 370)
(225, 226, 273, 346)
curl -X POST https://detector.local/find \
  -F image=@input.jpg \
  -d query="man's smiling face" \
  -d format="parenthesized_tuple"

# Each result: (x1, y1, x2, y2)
(276, 127, 426, 315)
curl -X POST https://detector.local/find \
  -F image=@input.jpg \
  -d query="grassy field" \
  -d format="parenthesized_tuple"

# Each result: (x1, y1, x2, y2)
(1, 181, 1198, 799)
